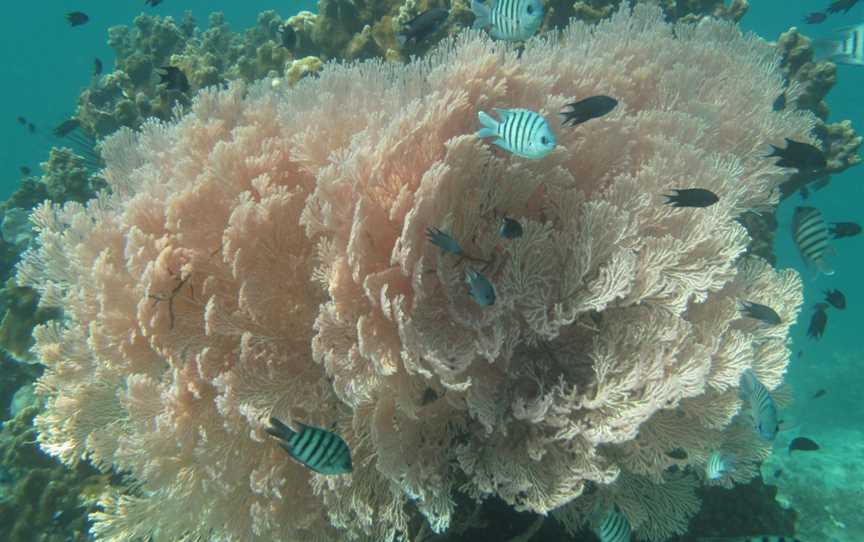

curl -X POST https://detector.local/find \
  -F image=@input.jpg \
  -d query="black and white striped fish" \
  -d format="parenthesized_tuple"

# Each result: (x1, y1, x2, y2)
(265, 417, 352, 475)
(739, 369, 778, 442)
(593, 507, 631, 542)
(477, 108, 556, 159)
(792, 206, 834, 275)
(815, 23, 864, 66)
(706, 451, 736, 480)
(471, 0, 544, 41)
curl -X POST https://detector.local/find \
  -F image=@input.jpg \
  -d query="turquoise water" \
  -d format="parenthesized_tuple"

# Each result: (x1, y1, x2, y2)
(0, 1, 861, 541)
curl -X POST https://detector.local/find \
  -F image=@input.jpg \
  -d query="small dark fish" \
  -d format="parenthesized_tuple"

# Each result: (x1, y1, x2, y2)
(93, 57, 103, 76)
(65, 11, 89, 27)
(797, 349, 803, 358)
(27, 122, 35, 133)
(157, 66, 190, 92)
(466, 268, 496, 306)
(824, 289, 845, 309)
(560, 95, 618, 127)
(792, 207, 833, 275)
(16, 116, 26, 125)
(397, 8, 449, 46)
(19, 166, 31, 176)
(789, 436, 820, 453)
(773, 468, 783, 478)
(53, 118, 80, 138)
(767, 138, 826, 171)
(265, 417, 352, 475)
(772, 92, 786, 111)
(280, 23, 296, 49)
(499, 216, 523, 239)
(829, 221, 861, 239)
(145, 0, 164, 6)
(665, 448, 688, 460)
(426, 227, 463, 255)
(827, 0, 859, 14)
(812, 389, 826, 399)
(664, 188, 718, 208)
(807, 303, 828, 340)
(740, 301, 782, 325)
(804, 12, 827, 24)
(799, 185, 809, 199)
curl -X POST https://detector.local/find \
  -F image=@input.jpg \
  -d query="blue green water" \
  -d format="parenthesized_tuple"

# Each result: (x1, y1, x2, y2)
(0, 1, 861, 540)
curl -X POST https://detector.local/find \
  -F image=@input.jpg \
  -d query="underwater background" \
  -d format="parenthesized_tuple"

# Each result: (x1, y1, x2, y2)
(0, 1, 861, 541)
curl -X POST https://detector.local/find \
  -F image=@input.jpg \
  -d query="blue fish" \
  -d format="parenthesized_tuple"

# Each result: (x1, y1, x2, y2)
(466, 268, 496, 306)
(265, 417, 352, 475)
(426, 227, 463, 255)
(471, 0, 544, 41)
(477, 108, 556, 159)
(593, 507, 631, 542)
(499, 216, 523, 239)
(739, 369, 778, 442)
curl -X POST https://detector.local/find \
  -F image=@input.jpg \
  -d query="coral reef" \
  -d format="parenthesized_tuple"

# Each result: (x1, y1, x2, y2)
(0, 405, 101, 542)
(773, 28, 862, 199)
(557, 0, 748, 27)
(0, 284, 62, 363)
(16, 5, 813, 541)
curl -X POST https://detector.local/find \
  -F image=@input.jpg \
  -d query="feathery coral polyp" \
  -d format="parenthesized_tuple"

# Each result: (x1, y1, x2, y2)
(20, 4, 808, 541)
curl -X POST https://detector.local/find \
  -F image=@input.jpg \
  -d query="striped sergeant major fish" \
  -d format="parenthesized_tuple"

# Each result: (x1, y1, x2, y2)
(792, 206, 834, 275)
(471, 0, 544, 42)
(593, 506, 631, 542)
(477, 108, 556, 159)
(739, 369, 779, 442)
(698, 537, 803, 542)
(265, 417, 352, 475)
(815, 23, 864, 66)
(706, 451, 736, 480)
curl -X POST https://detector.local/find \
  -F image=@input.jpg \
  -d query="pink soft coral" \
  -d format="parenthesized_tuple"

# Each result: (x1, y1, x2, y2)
(20, 4, 810, 541)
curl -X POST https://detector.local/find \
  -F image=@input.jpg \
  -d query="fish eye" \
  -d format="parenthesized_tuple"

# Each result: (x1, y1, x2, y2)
(527, 5, 534, 13)
(540, 136, 548, 144)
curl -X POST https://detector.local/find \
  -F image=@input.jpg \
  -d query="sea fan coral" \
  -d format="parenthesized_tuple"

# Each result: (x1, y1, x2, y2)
(19, 4, 808, 541)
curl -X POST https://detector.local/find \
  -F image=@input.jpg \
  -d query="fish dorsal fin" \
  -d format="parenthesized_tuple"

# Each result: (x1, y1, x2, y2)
(493, 107, 514, 120)
(832, 23, 864, 35)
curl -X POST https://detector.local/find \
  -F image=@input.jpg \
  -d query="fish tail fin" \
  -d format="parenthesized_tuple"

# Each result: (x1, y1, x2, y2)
(815, 259, 834, 276)
(477, 111, 499, 138)
(471, 0, 491, 29)
(765, 144, 783, 158)
(265, 416, 297, 441)
(812, 38, 842, 61)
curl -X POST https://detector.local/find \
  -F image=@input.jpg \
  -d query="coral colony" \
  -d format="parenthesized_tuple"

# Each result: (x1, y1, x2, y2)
(2, 1, 861, 541)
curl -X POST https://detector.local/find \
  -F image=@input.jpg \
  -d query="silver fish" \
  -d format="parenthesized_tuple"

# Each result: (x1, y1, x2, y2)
(593, 507, 631, 542)
(265, 417, 352, 475)
(792, 206, 833, 275)
(739, 369, 778, 442)
(470, 0, 544, 42)
(477, 108, 556, 159)
(706, 451, 736, 480)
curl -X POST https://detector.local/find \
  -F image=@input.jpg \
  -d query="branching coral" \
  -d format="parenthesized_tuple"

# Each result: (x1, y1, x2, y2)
(19, 4, 810, 541)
